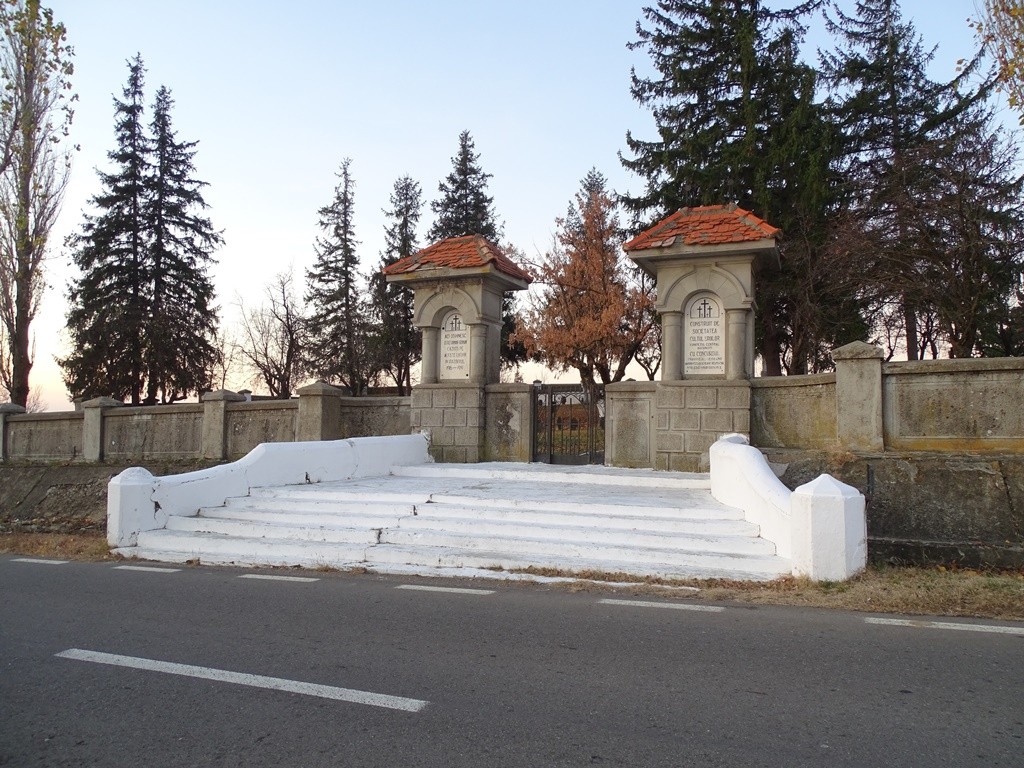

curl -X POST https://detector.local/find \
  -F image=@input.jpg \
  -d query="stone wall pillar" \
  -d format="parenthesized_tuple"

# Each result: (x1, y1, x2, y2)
(421, 327, 440, 384)
(469, 323, 488, 384)
(202, 389, 245, 460)
(833, 341, 884, 452)
(82, 397, 122, 462)
(0, 403, 26, 462)
(661, 312, 682, 382)
(297, 381, 343, 441)
(726, 309, 748, 380)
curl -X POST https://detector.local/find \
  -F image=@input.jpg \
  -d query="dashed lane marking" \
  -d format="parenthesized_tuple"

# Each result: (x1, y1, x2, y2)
(599, 598, 725, 613)
(239, 574, 320, 583)
(55, 649, 428, 712)
(11, 558, 68, 565)
(114, 566, 181, 573)
(396, 584, 496, 595)
(865, 617, 1024, 636)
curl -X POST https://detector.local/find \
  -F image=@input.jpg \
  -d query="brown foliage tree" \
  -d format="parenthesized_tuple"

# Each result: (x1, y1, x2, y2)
(515, 171, 657, 386)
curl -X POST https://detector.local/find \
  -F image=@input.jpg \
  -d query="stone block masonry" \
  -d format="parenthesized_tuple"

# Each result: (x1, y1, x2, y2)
(654, 381, 750, 472)
(409, 383, 485, 462)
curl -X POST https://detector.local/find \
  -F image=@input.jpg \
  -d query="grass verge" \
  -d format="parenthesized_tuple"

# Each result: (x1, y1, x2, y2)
(2, 531, 1021, 620)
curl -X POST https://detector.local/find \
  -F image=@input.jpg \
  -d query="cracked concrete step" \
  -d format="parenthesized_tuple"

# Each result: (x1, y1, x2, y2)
(131, 529, 368, 567)
(198, 498, 416, 527)
(164, 515, 386, 545)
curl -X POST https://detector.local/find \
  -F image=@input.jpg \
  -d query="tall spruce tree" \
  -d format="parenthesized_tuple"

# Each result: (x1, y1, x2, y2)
(621, 0, 853, 374)
(62, 55, 151, 402)
(428, 130, 525, 367)
(428, 130, 502, 243)
(62, 56, 221, 403)
(368, 175, 422, 394)
(143, 85, 221, 402)
(305, 158, 374, 393)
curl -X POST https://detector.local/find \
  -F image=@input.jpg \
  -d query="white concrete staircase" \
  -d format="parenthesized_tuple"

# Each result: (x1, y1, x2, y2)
(118, 462, 793, 581)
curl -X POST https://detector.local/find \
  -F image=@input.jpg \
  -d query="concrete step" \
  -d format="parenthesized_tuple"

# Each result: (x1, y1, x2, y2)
(365, 544, 790, 581)
(378, 526, 774, 561)
(390, 462, 711, 490)
(421, 494, 745, 523)
(132, 529, 368, 567)
(122, 462, 792, 582)
(165, 515, 385, 545)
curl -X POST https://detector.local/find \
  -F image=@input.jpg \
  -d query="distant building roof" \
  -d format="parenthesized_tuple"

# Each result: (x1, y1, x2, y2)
(383, 234, 531, 283)
(623, 204, 780, 252)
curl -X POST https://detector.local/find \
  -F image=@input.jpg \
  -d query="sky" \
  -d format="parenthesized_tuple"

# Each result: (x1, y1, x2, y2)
(23, 0, 998, 410)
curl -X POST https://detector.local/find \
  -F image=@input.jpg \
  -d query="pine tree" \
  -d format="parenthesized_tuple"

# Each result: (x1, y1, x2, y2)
(143, 85, 221, 402)
(62, 54, 150, 402)
(368, 175, 422, 394)
(621, 0, 852, 374)
(428, 130, 526, 367)
(305, 158, 374, 393)
(62, 56, 222, 403)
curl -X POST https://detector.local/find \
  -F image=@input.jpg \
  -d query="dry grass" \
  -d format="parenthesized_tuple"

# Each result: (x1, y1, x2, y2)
(2, 532, 1021, 620)
(0, 530, 114, 561)
(515, 565, 1024, 621)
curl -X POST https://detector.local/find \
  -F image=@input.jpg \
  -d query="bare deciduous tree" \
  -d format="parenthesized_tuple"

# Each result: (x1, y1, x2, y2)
(0, 0, 74, 408)
(235, 271, 307, 399)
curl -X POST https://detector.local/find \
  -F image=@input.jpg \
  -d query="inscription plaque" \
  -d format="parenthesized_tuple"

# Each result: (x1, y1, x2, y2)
(684, 294, 725, 375)
(440, 311, 471, 380)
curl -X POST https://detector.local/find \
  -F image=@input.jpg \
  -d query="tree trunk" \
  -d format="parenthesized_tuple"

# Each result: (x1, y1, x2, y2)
(903, 299, 919, 361)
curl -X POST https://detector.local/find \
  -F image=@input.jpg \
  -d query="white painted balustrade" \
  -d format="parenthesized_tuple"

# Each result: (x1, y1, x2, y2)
(710, 433, 867, 580)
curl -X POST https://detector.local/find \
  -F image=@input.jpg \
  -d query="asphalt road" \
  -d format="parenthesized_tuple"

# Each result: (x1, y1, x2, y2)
(1, 555, 1021, 767)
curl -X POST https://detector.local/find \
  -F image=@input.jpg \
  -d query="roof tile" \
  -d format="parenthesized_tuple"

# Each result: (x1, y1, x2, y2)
(383, 234, 531, 283)
(623, 204, 780, 252)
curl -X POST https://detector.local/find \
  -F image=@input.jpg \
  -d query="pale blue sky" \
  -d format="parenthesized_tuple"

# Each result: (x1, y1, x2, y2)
(29, 0, 994, 408)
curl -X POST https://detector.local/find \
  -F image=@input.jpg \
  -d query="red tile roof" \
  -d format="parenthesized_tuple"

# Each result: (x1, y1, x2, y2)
(623, 204, 780, 252)
(383, 234, 531, 283)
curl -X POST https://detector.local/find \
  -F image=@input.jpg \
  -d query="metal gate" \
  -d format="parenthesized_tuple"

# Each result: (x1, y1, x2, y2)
(532, 382, 605, 464)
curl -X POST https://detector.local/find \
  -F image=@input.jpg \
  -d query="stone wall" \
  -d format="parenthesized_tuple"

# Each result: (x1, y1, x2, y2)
(751, 373, 837, 450)
(226, 401, 298, 460)
(338, 396, 411, 440)
(764, 449, 1024, 569)
(3, 411, 84, 462)
(483, 384, 533, 462)
(882, 358, 1024, 453)
(605, 381, 750, 472)
(0, 387, 410, 464)
(104, 406, 204, 461)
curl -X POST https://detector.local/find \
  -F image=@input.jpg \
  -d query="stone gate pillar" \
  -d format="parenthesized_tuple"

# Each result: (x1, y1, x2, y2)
(384, 234, 530, 462)
(614, 204, 780, 471)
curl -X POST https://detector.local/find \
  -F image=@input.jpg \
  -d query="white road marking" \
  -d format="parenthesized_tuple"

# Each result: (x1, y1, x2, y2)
(865, 617, 1024, 636)
(114, 566, 180, 573)
(12, 558, 67, 565)
(599, 598, 725, 613)
(55, 649, 428, 712)
(239, 574, 320, 583)
(396, 584, 495, 595)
